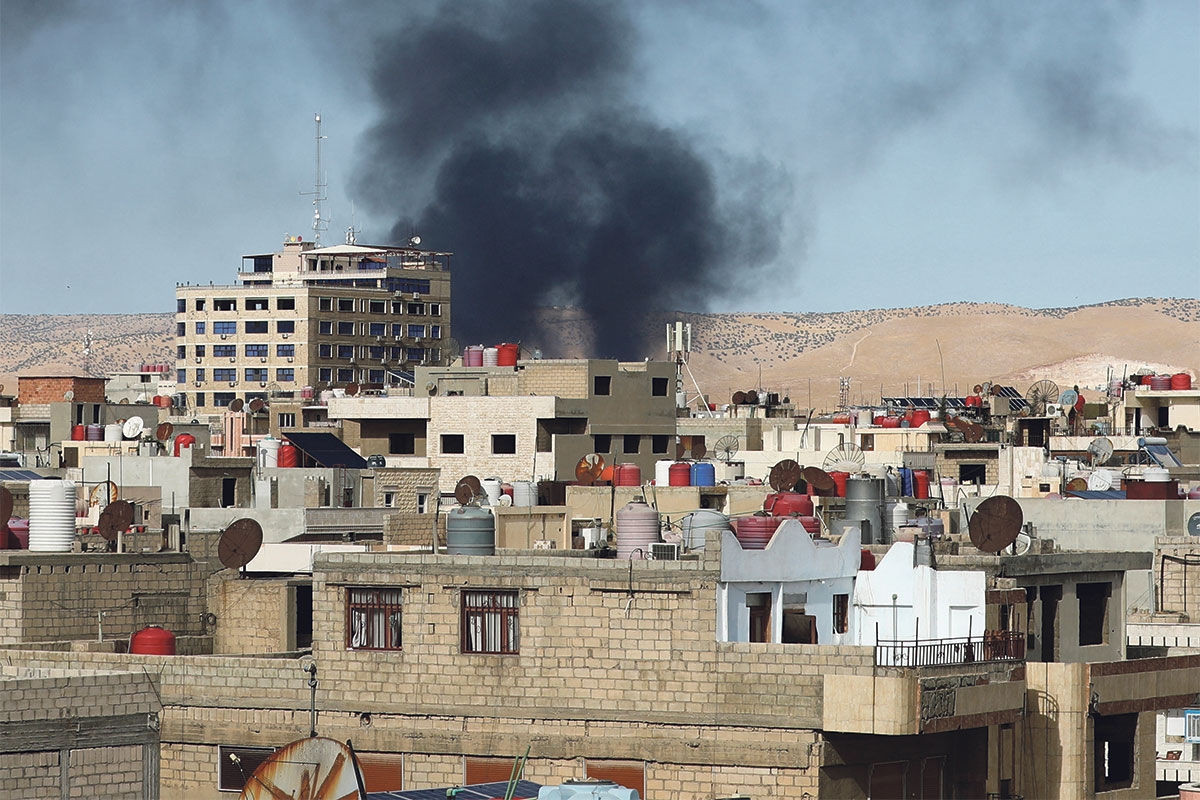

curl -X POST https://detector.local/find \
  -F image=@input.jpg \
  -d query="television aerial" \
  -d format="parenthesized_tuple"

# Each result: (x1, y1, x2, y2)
(713, 435, 740, 463)
(574, 454, 606, 486)
(1024, 380, 1060, 416)
(1086, 437, 1114, 467)
(217, 518, 264, 577)
(967, 495, 1023, 554)
(823, 443, 865, 473)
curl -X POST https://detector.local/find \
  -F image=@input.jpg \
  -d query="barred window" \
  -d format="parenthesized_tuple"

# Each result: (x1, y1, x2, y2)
(461, 590, 519, 654)
(347, 588, 403, 650)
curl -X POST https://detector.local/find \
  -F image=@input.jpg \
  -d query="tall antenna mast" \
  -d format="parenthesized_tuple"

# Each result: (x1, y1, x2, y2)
(300, 113, 329, 244)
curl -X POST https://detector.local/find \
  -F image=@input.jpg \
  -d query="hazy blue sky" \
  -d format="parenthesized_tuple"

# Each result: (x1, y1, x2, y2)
(1, 0, 1196, 318)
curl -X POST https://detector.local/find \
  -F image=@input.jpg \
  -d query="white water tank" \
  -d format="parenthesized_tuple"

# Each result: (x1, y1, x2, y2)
(481, 478, 504, 507)
(28, 481, 77, 552)
(258, 437, 281, 468)
(538, 780, 639, 800)
(511, 480, 537, 507)
(104, 423, 124, 442)
(654, 459, 674, 487)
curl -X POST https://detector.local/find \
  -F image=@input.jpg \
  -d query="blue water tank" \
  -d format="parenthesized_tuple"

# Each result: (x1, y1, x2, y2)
(690, 461, 716, 487)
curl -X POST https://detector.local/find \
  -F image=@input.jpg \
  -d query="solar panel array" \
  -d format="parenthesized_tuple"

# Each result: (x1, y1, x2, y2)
(1143, 444, 1183, 468)
(367, 779, 542, 800)
(282, 432, 370, 469)
(0, 469, 47, 482)
(879, 387, 1030, 414)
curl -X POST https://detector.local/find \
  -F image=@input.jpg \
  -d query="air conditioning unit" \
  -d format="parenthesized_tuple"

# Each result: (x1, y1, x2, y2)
(229, 357, 236, 363)
(228, 381, 236, 387)
(282, 333, 290, 339)
(260, 357, 267, 363)
(287, 357, 294, 363)
(260, 382, 267, 388)
(220, 334, 228, 340)
(650, 542, 680, 561)
(394, 335, 402, 342)
(193, 381, 201, 387)
(194, 357, 202, 364)
(349, 357, 357, 364)
(412, 293, 421, 301)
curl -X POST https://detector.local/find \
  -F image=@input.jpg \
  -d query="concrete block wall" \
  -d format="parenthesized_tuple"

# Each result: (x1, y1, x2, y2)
(68, 745, 144, 799)
(517, 361, 590, 399)
(1155, 537, 1200, 619)
(426, 396, 553, 481)
(373, 467, 440, 510)
(384, 512, 444, 547)
(0, 751, 61, 799)
(207, 577, 293, 654)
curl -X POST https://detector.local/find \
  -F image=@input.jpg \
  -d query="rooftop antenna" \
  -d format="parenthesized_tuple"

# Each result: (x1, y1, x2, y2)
(300, 113, 329, 244)
(667, 321, 712, 417)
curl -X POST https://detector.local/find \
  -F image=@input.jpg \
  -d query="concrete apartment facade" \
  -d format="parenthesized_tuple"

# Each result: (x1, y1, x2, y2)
(174, 237, 451, 413)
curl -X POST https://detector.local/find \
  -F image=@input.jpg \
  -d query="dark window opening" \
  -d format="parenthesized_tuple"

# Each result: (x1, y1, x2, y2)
(593, 434, 612, 454)
(294, 584, 313, 649)
(622, 434, 640, 454)
(651, 435, 670, 454)
(221, 477, 237, 508)
(782, 610, 818, 644)
(214, 298, 237, 311)
(652, 377, 669, 396)
(441, 434, 464, 454)
(593, 375, 612, 396)
(833, 594, 849, 634)
(338, 298, 355, 312)
(747, 592, 771, 643)
(1077, 581, 1110, 646)
(246, 298, 269, 311)
(959, 463, 988, 484)
(492, 434, 517, 455)
(218, 746, 275, 791)
(277, 297, 295, 311)
(389, 433, 415, 455)
(1039, 584, 1062, 662)
(1094, 713, 1137, 791)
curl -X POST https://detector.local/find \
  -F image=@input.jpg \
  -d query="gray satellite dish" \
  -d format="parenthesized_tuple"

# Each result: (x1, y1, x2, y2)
(1188, 512, 1200, 537)
(1087, 437, 1114, 466)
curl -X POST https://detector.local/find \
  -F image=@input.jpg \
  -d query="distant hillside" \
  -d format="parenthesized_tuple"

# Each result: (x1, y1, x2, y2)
(1, 298, 1196, 410)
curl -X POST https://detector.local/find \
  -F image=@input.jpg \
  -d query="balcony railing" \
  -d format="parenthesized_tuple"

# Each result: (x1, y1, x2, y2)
(875, 630, 1025, 668)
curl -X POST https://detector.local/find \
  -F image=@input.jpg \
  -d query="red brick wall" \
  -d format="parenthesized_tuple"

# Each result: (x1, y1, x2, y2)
(17, 376, 106, 404)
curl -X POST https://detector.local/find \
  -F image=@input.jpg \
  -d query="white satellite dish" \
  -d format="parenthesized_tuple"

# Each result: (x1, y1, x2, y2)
(1013, 531, 1032, 555)
(409, 235, 421, 246)
(1087, 470, 1113, 491)
(64, 390, 75, 402)
(1087, 437, 1114, 466)
(122, 417, 145, 439)
(497, 495, 513, 507)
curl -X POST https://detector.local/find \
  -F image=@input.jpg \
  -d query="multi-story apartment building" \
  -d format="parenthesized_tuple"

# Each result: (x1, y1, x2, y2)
(174, 236, 451, 412)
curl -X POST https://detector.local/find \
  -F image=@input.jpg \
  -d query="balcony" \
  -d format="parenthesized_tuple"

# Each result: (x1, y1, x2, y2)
(875, 631, 1026, 668)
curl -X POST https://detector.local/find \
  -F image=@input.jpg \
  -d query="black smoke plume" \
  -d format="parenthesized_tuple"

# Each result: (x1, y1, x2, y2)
(354, 0, 785, 358)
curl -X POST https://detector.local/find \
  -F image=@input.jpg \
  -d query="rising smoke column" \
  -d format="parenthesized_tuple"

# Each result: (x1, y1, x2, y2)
(354, 0, 785, 358)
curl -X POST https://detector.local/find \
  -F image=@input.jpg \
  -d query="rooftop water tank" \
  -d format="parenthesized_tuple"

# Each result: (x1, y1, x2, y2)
(446, 506, 495, 555)
(130, 625, 176, 655)
(258, 437, 281, 468)
(537, 779, 639, 800)
(615, 500, 659, 559)
(511, 480, 537, 508)
(680, 509, 731, 551)
(28, 481, 76, 552)
(733, 514, 781, 550)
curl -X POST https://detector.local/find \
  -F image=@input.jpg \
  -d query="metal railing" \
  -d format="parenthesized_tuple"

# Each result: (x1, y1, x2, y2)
(875, 631, 1025, 668)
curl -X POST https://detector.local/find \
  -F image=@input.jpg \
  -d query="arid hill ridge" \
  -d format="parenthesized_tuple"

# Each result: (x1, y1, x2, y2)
(1, 297, 1196, 410)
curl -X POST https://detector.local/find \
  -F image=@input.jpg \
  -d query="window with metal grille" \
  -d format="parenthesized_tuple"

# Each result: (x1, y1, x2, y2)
(347, 587, 403, 650)
(1186, 709, 1200, 743)
(461, 590, 519, 654)
(833, 594, 849, 634)
(217, 745, 274, 791)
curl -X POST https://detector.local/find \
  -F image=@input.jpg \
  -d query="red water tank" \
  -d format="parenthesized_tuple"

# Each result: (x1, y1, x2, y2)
(797, 515, 820, 534)
(6, 519, 28, 549)
(173, 433, 196, 457)
(1171, 372, 1193, 390)
(860, 549, 877, 570)
(879, 416, 901, 429)
(913, 470, 931, 499)
(733, 515, 782, 550)
(501, 483, 514, 499)
(278, 443, 299, 468)
(668, 462, 691, 486)
(496, 343, 520, 367)
(613, 463, 642, 487)
(829, 471, 849, 497)
(129, 626, 176, 655)
(763, 492, 814, 517)
(71, 425, 86, 441)
(1141, 374, 1154, 385)
(831, 413, 852, 425)
(910, 409, 932, 428)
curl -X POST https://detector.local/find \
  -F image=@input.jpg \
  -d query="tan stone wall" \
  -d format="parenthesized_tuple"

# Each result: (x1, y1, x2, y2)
(517, 361, 590, 399)
(160, 743, 214, 800)
(373, 467, 440, 510)
(384, 512, 445, 547)
(68, 745, 143, 799)
(0, 750, 60, 799)
(208, 576, 293, 654)
(0, 665, 160, 723)
(1156, 537, 1200, 618)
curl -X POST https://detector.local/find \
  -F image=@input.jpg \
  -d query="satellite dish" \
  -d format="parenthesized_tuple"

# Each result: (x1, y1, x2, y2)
(731, 391, 747, 405)
(497, 495, 513, 507)
(89, 481, 119, 507)
(1187, 512, 1200, 537)
(155, 422, 174, 442)
(1013, 531, 1033, 556)
(345, 383, 359, 397)
(801, 465, 836, 495)
(218, 519, 264, 574)
(692, 439, 708, 460)
(0, 486, 13, 528)
(97, 500, 134, 542)
(714, 435, 740, 463)
(575, 454, 606, 486)
(426, 382, 438, 396)
(122, 417, 145, 439)
(945, 415, 985, 443)
(63, 390, 75, 402)
(1087, 437, 1114, 466)
(1065, 477, 1088, 493)
(119, 398, 130, 405)
(1025, 380, 1060, 416)
(1058, 389, 1079, 409)
(1087, 470, 1113, 491)
(824, 443, 865, 473)
(968, 495, 1023, 554)
(768, 459, 804, 492)
(409, 235, 421, 246)
(238, 736, 365, 800)
(453, 475, 483, 505)
(229, 398, 245, 413)
(248, 398, 265, 413)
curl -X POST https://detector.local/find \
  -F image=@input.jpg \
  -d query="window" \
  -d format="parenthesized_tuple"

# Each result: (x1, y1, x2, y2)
(195, 345, 206, 357)
(959, 463, 987, 484)
(195, 392, 205, 407)
(246, 297, 269, 311)
(748, 592, 771, 643)
(369, 322, 386, 337)
(214, 344, 235, 358)
(214, 321, 236, 335)
(245, 344, 268, 358)
(319, 344, 333, 358)
(336, 368, 354, 382)
(337, 298, 355, 312)
(319, 297, 333, 311)
(277, 344, 295, 357)
(318, 368, 332, 383)
(177, 345, 186, 358)
(592, 434, 612, 453)
(651, 435, 670, 454)
(176, 298, 186, 313)
(177, 368, 186, 383)
(245, 321, 268, 334)
(245, 368, 268, 382)
(195, 368, 206, 382)
(622, 435, 640, 454)
(461, 590, 519, 654)
(391, 323, 404, 337)
(337, 321, 355, 335)
(407, 302, 425, 315)
(441, 434, 464, 454)
(833, 594, 849, 634)
(390, 347, 403, 361)
(1077, 582, 1110, 646)
(176, 322, 186, 336)
(593, 375, 612, 395)
(407, 324, 426, 338)
(277, 297, 295, 311)
(213, 392, 235, 407)
(428, 303, 441, 316)
(368, 369, 385, 383)
(492, 434, 517, 455)
(195, 299, 206, 311)
(391, 301, 405, 315)
(218, 745, 275, 792)
(369, 299, 386, 314)
(407, 348, 425, 362)
(1094, 713, 1136, 790)
(195, 321, 206, 335)
(430, 325, 442, 339)
(369, 346, 385, 360)
(319, 321, 333, 335)
(277, 320, 295, 334)
(347, 587, 403, 650)
(337, 345, 354, 359)
(416, 492, 430, 514)
(214, 368, 236, 382)
(276, 368, 294, 382)
(652, 377, 669, 396)
(278, 412, 296, 428)
(214, 298, 237, 311)
(389, 433, 415, 455)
